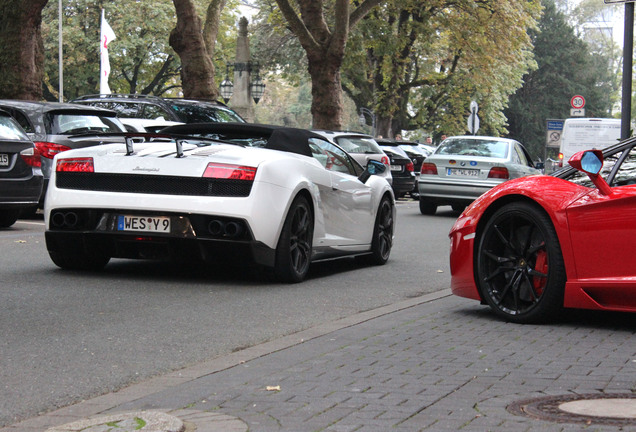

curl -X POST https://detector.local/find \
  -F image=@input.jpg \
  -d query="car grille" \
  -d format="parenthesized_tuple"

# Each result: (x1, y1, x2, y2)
(56, 172, 253, 197)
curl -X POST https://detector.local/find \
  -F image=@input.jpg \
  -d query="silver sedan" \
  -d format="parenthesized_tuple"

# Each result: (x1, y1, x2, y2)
(418, 135, 540, 215)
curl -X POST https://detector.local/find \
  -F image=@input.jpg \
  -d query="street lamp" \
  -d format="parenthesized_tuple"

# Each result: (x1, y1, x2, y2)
(218, 62, 266, 104)
(358, 107, 376, 137)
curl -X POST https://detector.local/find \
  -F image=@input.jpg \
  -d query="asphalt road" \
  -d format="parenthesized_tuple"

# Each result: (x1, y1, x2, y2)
(0, 200, 458, 427)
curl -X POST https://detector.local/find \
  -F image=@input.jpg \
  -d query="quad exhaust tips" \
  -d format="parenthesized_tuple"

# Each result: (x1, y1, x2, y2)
(207, 219, 244, 238)
(50, 211, 79, 229)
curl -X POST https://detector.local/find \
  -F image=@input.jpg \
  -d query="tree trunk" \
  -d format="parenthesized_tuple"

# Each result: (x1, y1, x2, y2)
(0, 0, 48, 100)
(275, 0, 383, 131)
(306, 51, 344, 130)
(203, 0, 226, 59)
(170, 0, 218, 99)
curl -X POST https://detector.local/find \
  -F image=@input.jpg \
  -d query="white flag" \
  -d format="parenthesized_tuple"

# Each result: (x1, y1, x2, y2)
(100, 10, 116, 94)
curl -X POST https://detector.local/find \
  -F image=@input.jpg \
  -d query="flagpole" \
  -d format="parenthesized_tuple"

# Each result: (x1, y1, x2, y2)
(58, 0, 63, 102)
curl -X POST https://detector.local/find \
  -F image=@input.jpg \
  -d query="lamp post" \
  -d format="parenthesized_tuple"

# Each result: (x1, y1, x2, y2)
(219, 62, 266, 105)
(358, 107, 376, 137)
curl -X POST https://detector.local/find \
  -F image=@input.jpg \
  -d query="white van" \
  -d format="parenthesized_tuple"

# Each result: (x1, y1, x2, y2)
(558, 118, 621, 167)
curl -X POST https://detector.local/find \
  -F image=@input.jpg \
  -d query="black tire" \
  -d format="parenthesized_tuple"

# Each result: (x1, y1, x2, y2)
(419, 197, 437, 215)
(48, 249, 110, 271)
(476, 202, 566, 323)
(367, 196, 394, 265)
(274, 195, 314, 283)
(0, 210, 21, 228)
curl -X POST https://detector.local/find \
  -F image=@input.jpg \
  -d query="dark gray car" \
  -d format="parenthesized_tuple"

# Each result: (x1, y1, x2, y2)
(0, 100, 127, 204)
(0, 109, 43, 227)
(71, 94, 245, 124)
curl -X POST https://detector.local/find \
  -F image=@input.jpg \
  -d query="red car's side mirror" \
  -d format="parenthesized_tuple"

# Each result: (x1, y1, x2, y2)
(568, 150, 613, 196)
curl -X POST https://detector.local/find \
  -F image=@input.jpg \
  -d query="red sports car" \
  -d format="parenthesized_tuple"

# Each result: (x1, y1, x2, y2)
(449, 138, 636, 323)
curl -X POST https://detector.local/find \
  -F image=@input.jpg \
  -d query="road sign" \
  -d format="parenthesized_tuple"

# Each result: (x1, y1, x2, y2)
(467, 101, 479, 135)
(546, 119, 564, 149)
(570, 95, 586, 109)
(570, 108, 585, 117)
(467, 112, 480, 134)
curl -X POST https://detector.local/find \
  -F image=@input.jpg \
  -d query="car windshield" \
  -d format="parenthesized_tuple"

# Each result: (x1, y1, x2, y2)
(50, 113, 127, 135)
(334, 137, 382, 154)
(169, 102, 245, 123)
(436, 138, 509, 158)
(0, 115, 29, 140)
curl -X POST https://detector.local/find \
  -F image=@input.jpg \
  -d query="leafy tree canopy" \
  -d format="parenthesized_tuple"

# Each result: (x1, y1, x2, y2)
(41, 0, 241, 101)
(504, 0, 618, 159)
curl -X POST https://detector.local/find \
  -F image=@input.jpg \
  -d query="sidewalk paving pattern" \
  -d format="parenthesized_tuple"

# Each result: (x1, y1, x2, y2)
(5, 290, 636, 431)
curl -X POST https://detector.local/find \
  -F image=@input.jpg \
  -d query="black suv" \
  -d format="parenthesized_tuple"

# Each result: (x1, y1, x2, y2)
(72, 94, 245, 124)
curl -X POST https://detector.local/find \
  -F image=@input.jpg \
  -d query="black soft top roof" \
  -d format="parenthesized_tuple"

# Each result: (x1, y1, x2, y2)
(161, 122, 324, 158)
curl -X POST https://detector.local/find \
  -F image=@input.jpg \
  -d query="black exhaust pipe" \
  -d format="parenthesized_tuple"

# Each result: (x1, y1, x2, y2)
(224, 222, 243, 238)
(208, 220, 225, 236)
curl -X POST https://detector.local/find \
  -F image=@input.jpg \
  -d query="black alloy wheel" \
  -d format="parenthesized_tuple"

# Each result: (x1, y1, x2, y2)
(476, 202, 566, 323)
(275, 195, 314, 283)
(367, 196, 393, 265)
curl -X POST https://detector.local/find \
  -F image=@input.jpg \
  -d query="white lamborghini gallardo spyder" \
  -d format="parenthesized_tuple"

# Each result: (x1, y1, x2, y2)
(44, 123, 396, 282)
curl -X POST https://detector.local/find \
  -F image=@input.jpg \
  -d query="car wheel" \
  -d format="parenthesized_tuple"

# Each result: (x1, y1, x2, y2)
(419, 197, 437, 215)
(274, 195, 313, 283)
(0, 210, 21, 228)
(48, 248, 110, 271)
(367, 196, 394, 265)
(476, 202, 566, 323)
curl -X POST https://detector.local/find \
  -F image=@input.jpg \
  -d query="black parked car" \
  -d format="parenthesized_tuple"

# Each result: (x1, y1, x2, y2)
(72, 94, 245, 124)
(0, 100, 128, 205)
(377, 139, 416, 198)
(0, 110, 43, 227)
(380, 139, 430, 198)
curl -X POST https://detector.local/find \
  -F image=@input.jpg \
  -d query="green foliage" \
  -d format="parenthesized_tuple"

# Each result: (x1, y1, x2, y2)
(41, 0, 241, 101)
(342, 0, 541, 138)
(505, 0, 618, 158)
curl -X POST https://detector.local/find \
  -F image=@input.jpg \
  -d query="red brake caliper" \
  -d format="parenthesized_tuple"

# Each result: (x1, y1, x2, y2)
(533, 249, 548, 295)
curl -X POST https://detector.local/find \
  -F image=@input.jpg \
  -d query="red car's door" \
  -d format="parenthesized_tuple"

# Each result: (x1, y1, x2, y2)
(566, 186, 636, 280)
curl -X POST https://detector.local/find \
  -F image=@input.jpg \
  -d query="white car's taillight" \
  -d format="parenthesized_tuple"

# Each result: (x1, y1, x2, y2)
(203, 162, 257, 181)
(56, 157, 94, 172)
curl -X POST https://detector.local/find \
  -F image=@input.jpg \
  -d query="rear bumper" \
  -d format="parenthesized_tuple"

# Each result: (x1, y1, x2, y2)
(45, 230, 277, 267)
(418, 177, 502, 203)
(390, 176, 416, 195)
(0, 174, 43, 208)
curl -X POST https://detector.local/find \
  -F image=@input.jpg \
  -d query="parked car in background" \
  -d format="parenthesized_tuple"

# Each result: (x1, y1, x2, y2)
(379, 139, 427, 198)
(376, 140, 416, 198)
(450, 137, 636, 323)
(312, 131, 389, 168)
(72, 94, 245, 124)
(45, 123, 395, 282)
(118, 118, 183, 133)
(0, 100, 128, 205)
(0, 109, 43, 227)
(418, 135, 540, 214)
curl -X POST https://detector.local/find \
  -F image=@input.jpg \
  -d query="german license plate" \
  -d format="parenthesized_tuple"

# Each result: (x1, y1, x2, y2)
(447, 168, 479, 177)
(390, 165, 402, 172)
(117, 215, 171, 233)
(0, 154, 8, 167)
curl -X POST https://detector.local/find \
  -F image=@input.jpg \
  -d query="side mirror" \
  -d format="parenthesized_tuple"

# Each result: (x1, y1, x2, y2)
(359, 159, 387, 183)
(568, 150, 612, 196)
